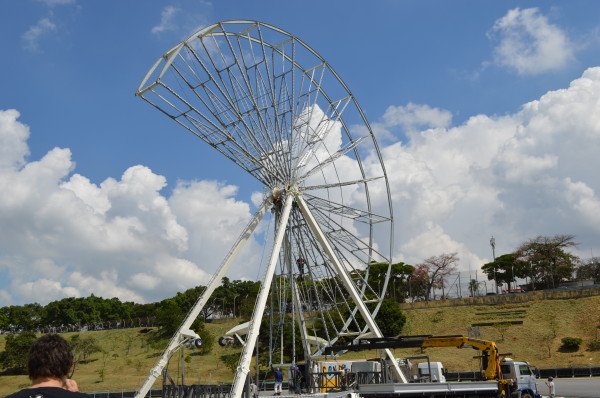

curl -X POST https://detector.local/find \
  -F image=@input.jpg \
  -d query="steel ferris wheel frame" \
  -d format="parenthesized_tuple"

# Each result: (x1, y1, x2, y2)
(134, 20, 406, 398)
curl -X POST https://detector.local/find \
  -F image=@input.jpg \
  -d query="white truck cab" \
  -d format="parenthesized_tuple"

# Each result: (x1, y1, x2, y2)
(417, 362, 446, 383)
(500, 358, 539, 398)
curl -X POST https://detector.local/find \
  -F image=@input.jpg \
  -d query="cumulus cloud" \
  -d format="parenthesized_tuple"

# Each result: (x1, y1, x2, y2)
(377, 67, 600, 268)
(489, 7, 574, 75)
(368, 102, 453, 142)
(0, 110, 30, 169)
(22, 17, 57, 52)
(383, 103, 453, 132)
(152, 6, 179, 34)
(0, 109, 259, 305)
(3, 66, 600, 305)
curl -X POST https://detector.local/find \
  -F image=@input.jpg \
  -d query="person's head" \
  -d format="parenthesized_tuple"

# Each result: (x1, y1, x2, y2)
(28, 334, 74, 380)
(548, 377, 553, 381)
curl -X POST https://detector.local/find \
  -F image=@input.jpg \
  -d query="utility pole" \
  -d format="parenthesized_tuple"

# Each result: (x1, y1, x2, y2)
(490, 236, 498, 293)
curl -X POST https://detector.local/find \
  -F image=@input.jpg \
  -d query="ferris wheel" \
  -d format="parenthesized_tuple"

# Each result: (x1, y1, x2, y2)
(134, 20, 405, 398)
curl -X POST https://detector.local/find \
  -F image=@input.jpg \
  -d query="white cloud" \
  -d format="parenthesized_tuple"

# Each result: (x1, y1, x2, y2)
(366, 103, 453, 142)
(152, 6, 179, 34)
(383, 103, 453, 132)
(168, 180, 264, 277)
(3, 66, 600, 304)
(376, 67, 600, 269)
(0, 111, 258, 305)
(0, 110, 30, 169)
(489, 7, 574, 75)
(0, 290, 12, 306)
(16, 278, 81, 305)
(22, 17, 57, 52)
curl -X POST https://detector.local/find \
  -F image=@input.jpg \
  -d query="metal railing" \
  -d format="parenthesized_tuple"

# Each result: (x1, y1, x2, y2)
(303, 371, 385, 393)
(445, 365, 600, 381)
(87, 390, 162, 398)
(163, 385, 232, 398)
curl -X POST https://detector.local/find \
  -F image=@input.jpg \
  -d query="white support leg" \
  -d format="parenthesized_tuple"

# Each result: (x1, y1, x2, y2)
(296, 195, 408, 383)
(284, 239, 311, 359)
(230, 195, 295, 398)
(135, 199, 269, 398)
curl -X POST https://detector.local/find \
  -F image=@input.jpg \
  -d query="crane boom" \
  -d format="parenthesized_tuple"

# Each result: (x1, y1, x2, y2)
(420, 336, 501, 380)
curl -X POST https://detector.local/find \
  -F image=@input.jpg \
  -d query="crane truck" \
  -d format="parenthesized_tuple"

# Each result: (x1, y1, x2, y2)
(317, 335, 540, 398)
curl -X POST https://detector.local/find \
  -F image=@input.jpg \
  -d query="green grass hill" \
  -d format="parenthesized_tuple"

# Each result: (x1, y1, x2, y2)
(1, 293, 599, 396)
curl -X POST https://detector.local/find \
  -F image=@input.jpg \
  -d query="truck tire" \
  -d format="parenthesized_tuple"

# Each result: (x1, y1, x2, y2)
(520, 393, 533, 398)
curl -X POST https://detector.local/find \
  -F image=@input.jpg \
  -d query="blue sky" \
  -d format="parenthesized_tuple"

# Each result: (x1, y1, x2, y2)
(2, 1, 600, 305)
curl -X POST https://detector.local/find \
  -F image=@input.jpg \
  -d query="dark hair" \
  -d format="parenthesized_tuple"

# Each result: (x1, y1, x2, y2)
(28, 334, 74, 380)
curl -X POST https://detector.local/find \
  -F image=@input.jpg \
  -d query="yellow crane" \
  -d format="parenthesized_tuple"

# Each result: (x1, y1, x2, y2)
(420, 336, 513, 396)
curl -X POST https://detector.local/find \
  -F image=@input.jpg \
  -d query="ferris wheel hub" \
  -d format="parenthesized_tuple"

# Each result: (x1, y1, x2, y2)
(271, 187, 284, 199)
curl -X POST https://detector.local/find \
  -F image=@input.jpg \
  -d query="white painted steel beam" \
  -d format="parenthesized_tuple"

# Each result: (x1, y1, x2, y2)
(295, 195, 408, 383)
(230, 194, 294, 398)
(135, 199, 269, 398)
(284, 239, 311, 358)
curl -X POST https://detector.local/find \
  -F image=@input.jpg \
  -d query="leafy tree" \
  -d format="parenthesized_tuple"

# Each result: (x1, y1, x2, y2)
(493, 322, 513, 342)
(41, 296, 135, 327)
(0, 331, 37, 373)
(42, 299, 79, 326)
(155, 299, 185, 337)
(0, 309, 9, 330)
(375, 299, 406, 337)
(230, 280, 260, 318)
(367, 262, 415, 303)
(259, 314, 305, 364)
(222, 353, 241, 373)
(408, 265, 430, 301)
(481, 253, 528, 291)
(417, 253, 459, 301)
(540, 333, 554, 358)
(576, 257, 600, 283)
(516, 235, 579, 289)
(468, 279, 480, 297)
(153, 297, 214, 356)
(70, 334, 102, 375)
(1, 304, 43, 330)
(194, 323, 215, 355)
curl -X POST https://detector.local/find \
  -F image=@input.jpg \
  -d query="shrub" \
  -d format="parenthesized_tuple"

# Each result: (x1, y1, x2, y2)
(561, 336, 583, 350)
(587, 339, 600, 351)
(0, 331, 37, 373)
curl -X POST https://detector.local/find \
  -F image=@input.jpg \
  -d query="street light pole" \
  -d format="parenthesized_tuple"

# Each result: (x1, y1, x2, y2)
(233, 294, 239, 318)
(220, 297, 226, 318)
(490, 236, 497, 293)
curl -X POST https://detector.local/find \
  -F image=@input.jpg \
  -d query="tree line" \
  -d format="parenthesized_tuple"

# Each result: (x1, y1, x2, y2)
(2, 234, 597, 330)
(480, 234, 599, 293)
(0, 277, 261, 333)
(374, 234, 599, 302)
(2, 234, 596, 375)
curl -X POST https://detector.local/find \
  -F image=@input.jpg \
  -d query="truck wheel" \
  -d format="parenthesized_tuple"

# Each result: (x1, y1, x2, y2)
(520, 393, 533, 398)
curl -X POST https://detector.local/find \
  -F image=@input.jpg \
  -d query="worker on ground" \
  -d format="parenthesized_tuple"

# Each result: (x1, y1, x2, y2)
(290, 365, 302, 395)
(340, 368, 348, 391)
(271, 365, 284, 396)
(545, 377, 555, 398)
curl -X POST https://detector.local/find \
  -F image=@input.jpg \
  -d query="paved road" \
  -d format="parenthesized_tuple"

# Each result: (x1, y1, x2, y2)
(539, 377, 600, 398)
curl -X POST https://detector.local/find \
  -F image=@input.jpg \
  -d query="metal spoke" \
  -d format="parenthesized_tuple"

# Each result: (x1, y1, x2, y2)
(136, 20, 399, 396)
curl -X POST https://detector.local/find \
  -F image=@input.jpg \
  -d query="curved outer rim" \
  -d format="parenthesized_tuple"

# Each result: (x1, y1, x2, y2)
(137, 19, 395, 309)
